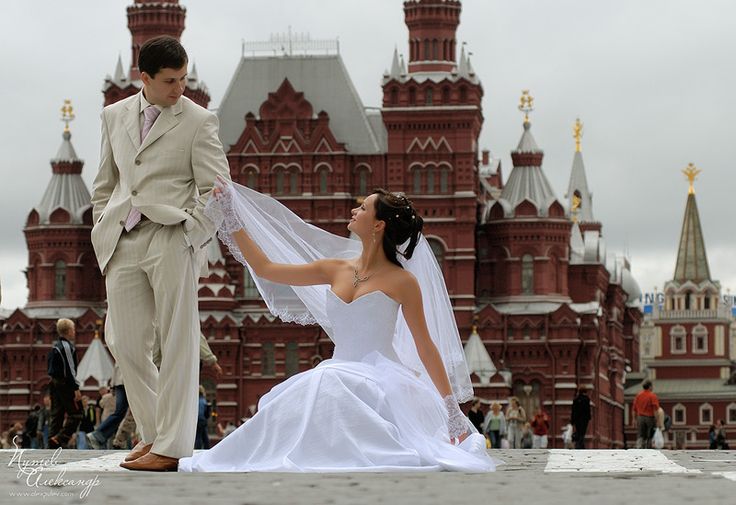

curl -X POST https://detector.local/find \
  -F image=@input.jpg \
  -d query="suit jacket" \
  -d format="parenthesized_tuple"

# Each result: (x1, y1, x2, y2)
(91, 91, 230, 275)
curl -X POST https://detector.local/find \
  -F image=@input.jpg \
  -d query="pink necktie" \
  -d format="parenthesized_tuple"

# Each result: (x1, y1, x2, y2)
(125, 106, 162, 232)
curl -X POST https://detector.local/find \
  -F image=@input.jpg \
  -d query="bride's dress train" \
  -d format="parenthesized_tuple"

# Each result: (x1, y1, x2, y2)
(178, 289, 496, 473)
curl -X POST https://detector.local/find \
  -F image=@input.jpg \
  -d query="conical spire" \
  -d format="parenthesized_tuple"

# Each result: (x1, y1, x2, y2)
(566, 119, 594, 223)
(113, 54, 126, 84)
(389, 47, 401, 79)
(458, 44, 468, 76)
(463, 326, 496, 385)
(673, 164, 711, 283)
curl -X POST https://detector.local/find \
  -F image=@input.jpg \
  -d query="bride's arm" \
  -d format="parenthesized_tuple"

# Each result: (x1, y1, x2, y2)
(230, 228, 340, 286)
(399, 275, 469, 441)
(398, 275, 453, 397)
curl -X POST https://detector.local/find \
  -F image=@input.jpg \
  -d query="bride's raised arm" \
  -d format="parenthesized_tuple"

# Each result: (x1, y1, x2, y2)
(229, 228, 341, 287)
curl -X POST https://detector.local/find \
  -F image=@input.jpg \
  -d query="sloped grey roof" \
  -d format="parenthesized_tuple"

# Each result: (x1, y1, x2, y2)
(499, 166, 557, 211)
(499, 122, 559, 213)
(32, 131, 91, 225)
(570, 222, 585, 264)
(673, 193, 711, 283)
(566, 151, 594, 222)
(365, 110, 388, 152)
(54, 131, 80, 162)
(218, 55, 384, 154)
(515, 122, 542, 153)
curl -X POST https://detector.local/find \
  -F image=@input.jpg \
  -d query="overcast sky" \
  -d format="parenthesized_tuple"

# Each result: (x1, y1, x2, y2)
(1, 0, 734, 310)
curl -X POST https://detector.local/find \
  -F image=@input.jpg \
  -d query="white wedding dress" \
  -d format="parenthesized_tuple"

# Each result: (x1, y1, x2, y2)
(178, 288, 497, 473)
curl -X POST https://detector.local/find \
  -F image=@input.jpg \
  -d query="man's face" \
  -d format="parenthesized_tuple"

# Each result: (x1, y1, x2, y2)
(141, 65, 187, 107)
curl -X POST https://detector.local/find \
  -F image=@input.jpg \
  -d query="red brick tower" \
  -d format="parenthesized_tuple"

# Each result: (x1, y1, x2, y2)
(103, 0, 209, 107)
(382, 0, 483, 327)
(24, 101, 104, 308)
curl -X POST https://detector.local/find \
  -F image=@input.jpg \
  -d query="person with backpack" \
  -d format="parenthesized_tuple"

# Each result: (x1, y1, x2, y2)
(46, 318, 83, 448)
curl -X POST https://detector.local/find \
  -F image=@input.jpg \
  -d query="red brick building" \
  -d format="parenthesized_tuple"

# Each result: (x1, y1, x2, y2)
(626, 169, 736, 449)
(1, 0, 643, 448)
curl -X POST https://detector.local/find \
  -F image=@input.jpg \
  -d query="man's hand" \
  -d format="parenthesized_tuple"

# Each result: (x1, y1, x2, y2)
(205, 361, 223, 379)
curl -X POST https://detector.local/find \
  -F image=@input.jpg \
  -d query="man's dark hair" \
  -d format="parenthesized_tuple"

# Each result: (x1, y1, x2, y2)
(642, 379, 652, 390)
(138, 35, 188, 77)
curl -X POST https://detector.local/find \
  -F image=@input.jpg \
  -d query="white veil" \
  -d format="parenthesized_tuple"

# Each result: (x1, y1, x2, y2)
(204, 182, 473, 402)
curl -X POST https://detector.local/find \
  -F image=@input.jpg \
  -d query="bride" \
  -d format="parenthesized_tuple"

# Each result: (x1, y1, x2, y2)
(178, 180, 497, 472)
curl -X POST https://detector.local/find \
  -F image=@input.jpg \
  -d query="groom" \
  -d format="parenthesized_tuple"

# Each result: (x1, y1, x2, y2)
(91, 35, 231, 471)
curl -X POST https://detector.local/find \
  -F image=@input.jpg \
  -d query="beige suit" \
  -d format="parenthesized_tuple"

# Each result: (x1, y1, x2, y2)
(91, 91, 230, 459)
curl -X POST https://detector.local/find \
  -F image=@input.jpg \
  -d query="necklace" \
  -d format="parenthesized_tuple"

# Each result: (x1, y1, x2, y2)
(353, 268, 371, 287)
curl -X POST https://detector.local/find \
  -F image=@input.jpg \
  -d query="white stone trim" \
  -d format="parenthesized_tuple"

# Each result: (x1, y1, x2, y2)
(670, 325, 686, 354)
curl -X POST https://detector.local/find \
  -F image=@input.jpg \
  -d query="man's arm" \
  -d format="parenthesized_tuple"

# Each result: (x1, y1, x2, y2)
(91, 109, 119, 224)
(187, 113, 232, 249)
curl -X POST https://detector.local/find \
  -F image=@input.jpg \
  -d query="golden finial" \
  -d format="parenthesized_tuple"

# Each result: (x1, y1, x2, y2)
(571, 193, 582, 223)
(518, 89, 534, 124)
(682, 163, 701, 195)
(60, 99, 75, 133)
(573, 118, 583, 152)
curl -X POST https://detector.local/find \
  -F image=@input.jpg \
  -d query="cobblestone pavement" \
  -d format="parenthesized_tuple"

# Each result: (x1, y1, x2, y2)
(1, 449, 734, 505)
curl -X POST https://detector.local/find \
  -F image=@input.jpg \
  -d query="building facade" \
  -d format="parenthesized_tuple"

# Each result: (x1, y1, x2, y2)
(626, 167, 736, 449)
(1, 0, 642, 448)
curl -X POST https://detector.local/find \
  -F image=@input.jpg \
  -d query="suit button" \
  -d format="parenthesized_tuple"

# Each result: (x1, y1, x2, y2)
(119, 220, 126, 226)
(135, 160, 141, 166)
(132, 190, 138, 196)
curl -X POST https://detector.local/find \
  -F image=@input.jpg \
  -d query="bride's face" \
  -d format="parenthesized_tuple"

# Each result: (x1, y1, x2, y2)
(348, 194, 381, 237)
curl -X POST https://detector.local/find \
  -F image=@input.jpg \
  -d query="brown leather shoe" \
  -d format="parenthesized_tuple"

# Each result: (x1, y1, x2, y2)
(119, 452, 178, 472)
(124, 442, 153, 462)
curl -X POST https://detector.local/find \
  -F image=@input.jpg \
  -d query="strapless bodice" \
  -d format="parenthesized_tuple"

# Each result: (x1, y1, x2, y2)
(326, 289, 401, 363)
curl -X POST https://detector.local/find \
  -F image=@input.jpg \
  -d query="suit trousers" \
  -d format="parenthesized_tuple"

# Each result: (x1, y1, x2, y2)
(104, 220, 200, 459)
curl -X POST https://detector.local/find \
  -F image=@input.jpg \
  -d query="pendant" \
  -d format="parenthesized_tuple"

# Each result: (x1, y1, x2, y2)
(353, 268, 370, 287)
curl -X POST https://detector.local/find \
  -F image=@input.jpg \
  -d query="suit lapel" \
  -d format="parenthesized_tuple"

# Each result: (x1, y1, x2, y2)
(137, 98, 183, 155)
(124, 93, 142, 150)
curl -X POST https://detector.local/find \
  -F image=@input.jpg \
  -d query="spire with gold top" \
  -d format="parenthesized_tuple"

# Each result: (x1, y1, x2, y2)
(672, 164, 712, 284)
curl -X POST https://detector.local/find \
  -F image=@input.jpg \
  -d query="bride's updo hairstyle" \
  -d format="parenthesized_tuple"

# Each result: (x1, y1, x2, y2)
(372, 189, 424, 267)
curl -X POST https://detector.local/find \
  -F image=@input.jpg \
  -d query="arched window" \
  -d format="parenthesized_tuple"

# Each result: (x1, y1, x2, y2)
(390, 87, 399, 105)
(243, 269, 259, 299)
(409, 88, 416, 105)
(289, 167, 299, 194)
(423, 39, 430, 60)
(685, 291, 692, 310)
(244, 167, 258, 189)
(432, 39, 439, 60)
(317, 167, 329, 194)
(425, 88, 433, 105)
(521, 254, 534, 295)
(459, 86, 468, 102)
(699, 403, 713, 425)
(356, 167, 369, 196)
(261, 342, 275, 376)
(428, 238, 445, 272)
(413, 167, 421, 193)
(439, 166, 449, 193)
(704, 295, 711, 309)
(286, 342, 299, 377)
(670, 325, 686, 354)
(426, 165, 435, 194)
(728, 403, 736, 424)
(692, 325, 708, 353)
(443, 39, 449, 60)
(275, 168, 285, 195)
(54, 260, 66, 299)
(442, 86, 450, 104)
(672, 404, 686, 425)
